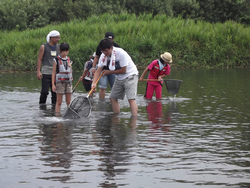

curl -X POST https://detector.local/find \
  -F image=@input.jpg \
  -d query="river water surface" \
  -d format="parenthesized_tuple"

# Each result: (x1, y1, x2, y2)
(0, 69, 250, 188)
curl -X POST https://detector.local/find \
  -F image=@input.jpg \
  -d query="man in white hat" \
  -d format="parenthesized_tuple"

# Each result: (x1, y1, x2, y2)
(36, 30, 60, 105)
(139, 52, 172, 99)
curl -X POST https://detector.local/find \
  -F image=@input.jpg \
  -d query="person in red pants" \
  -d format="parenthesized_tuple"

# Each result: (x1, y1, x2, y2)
(139, 52, 172, 99)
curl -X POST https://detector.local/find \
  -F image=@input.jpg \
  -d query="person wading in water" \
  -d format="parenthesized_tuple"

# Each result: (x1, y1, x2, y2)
(36, 30, 60, 106)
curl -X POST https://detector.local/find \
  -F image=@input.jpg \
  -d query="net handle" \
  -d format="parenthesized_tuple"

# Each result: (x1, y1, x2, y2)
(87, 71, 104, 97)
(142, 79, 159, 81)
(72, 79, 81, 93)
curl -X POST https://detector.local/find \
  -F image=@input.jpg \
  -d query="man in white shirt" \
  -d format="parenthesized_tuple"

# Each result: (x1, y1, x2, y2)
(92, 38, 139, 117)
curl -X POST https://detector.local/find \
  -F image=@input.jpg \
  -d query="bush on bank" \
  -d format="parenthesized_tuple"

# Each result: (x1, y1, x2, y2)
(0, 13, 250, 72)
(1, 0, 250, 31)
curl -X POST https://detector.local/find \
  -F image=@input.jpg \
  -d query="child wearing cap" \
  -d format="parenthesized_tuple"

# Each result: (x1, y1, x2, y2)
(139, 52, 172, 99)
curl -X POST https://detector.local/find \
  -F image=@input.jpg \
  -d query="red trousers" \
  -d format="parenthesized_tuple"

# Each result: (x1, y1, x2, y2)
(144, 83, 162, 99)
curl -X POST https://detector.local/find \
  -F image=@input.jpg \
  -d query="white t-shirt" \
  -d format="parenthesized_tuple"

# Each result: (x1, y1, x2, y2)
(98, 47, 138, 80)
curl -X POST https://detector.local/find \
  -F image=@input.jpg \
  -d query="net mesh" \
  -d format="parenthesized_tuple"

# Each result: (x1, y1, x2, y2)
(164, 79, 183, 95)
(63, 96, 91, 119)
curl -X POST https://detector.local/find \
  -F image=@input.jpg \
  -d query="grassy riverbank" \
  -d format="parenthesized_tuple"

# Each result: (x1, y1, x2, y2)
(1, 13, 250, 72)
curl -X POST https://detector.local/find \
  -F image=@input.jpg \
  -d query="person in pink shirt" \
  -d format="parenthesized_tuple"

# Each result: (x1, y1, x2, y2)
(139, 52, 172, 99)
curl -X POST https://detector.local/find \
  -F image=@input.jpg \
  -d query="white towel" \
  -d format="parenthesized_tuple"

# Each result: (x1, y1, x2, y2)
(101, 49, 116, 70)
(46, 30, 60, 42)
(158, 60, 164, 70)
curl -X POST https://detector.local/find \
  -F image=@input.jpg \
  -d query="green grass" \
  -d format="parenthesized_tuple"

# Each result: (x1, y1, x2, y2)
(1, 13, 250, 72)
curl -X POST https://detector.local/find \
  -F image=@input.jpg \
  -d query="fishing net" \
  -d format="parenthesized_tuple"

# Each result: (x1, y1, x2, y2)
(63, 96, 91, 119)
(164, 79, 183, 95)
(63, 71, 104, 119)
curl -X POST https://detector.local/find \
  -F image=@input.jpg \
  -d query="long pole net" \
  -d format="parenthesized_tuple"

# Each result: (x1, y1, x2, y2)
(63, 72, 104, 119)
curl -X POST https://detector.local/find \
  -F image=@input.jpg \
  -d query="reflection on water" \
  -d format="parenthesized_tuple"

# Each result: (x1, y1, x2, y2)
(38, 122, 74, 182)
(0, 70, 250, 187)
(146, 100, 171, 132)
(93, 114, 138, 187)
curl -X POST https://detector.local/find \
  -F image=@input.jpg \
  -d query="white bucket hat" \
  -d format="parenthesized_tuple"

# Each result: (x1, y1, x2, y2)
(161, 52, 172, 63)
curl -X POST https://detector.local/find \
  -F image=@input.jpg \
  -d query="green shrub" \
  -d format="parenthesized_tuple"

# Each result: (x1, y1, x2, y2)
(1, 13, 250, 71)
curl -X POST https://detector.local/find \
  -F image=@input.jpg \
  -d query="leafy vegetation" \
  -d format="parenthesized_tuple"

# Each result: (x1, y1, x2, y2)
(1, 13, 250, 72)
(0, 0, 249, 31)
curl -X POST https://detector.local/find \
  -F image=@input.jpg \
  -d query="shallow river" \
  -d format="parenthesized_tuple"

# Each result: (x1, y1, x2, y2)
(0, 69, 250, 188)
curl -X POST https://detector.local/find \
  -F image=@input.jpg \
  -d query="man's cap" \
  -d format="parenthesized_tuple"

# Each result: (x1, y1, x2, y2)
(105, 32, 114, 39)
